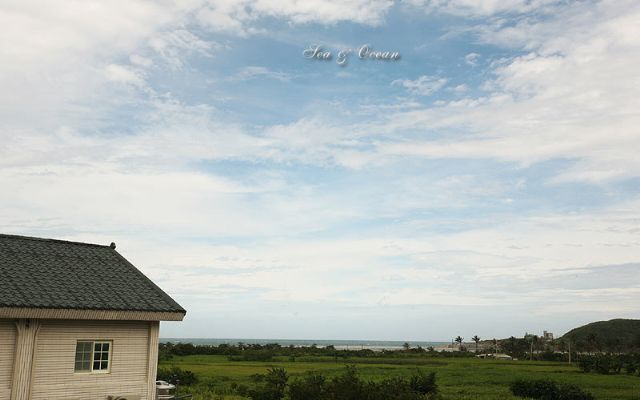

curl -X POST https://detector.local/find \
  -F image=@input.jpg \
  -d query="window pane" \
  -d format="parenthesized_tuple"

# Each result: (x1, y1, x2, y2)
(75, 342, 92, 371)
(102, 343, 110, 352)
(94, 343, 102, 352)
(93, 361, 100, 370)
(101, 361, 108, 369)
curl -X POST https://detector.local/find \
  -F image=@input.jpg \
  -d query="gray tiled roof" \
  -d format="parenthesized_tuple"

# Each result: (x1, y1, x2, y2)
(0, 234, 185, 314)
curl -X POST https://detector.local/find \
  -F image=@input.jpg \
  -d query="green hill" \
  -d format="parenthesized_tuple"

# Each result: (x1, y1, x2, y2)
(562, 319, 640, 351)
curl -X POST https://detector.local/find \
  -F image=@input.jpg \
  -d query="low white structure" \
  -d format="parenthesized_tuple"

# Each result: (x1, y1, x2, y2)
(0, 234, 186, 400)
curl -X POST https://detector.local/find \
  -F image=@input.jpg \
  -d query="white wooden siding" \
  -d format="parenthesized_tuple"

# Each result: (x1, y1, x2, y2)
(30, 320, 152, 400)
(0, 320, 16, 399)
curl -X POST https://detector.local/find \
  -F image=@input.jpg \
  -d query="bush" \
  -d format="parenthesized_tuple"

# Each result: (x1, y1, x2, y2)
(156, 366, 198, 386)
(577, 353, 640, 375)
(410, 370, 438, 395)
(324, 365, 365, 400)
(510, 379, 594, 400)
(285, 366, 437, 400)
(247, 367, 288, 400)
(510, 379, 559, 400)
(228, 350, 274, 362)
(288, 372, 326, 400)
(558, 383, 596, 400)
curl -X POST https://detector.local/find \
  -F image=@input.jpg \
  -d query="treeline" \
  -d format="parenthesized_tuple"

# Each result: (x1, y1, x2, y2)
(238, 365, 439, 400)
(159, 342, 475, 362)
(495, 335, 640, 362)
(494, 336, 573, 361)
(577, 354, 640, 375)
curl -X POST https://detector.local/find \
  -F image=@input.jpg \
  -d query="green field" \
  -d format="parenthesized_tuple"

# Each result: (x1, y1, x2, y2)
(160, 355, 640, 399)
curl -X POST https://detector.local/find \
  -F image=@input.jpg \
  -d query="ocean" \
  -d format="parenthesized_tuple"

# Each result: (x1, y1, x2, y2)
(160, 338, 450, 351)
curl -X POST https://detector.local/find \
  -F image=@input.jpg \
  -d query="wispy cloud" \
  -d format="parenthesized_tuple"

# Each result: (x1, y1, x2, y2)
(230, 66, 292, 82)
(392, 75, 448, 96)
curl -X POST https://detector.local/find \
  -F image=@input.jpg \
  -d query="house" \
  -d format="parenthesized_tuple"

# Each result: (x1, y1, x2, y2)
(0, 234, 186, 400)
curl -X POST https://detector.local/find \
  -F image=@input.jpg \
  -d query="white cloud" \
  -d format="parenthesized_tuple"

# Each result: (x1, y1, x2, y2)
(406, 0, 565, 17)
(392, 75, 448, 96)
(464, 52, 480, 66)
(196, 0, 394, 35)
(230, 66, 292, 82)
(451, 84, 469, 92)
(378, 1, 640, 182)
(104, 64, 145, 86)
(149, 29, 216, 69)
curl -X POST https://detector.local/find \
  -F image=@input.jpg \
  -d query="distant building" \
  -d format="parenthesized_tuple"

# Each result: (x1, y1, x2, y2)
(0, 234, 186, 400)
(524, 331, 554, 341)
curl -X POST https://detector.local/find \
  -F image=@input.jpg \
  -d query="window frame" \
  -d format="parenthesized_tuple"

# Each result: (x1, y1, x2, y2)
(74, 340, 112, 374)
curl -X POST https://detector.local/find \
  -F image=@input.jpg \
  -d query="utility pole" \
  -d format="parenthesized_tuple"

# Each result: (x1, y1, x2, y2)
(529, 336, 535, 361)
(568, 340, 571, 365)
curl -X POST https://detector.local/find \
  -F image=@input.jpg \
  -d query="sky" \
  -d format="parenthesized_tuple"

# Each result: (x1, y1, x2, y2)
(1, 0, 639, 342)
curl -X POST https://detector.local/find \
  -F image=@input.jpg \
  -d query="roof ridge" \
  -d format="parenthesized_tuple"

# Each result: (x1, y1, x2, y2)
(0, 233, 111, 249)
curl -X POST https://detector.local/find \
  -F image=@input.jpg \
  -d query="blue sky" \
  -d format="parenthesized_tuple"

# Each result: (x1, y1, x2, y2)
(1, 0, 639, 341)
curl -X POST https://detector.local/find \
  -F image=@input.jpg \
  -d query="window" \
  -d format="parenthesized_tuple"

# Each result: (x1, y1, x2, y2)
(74, 341, 111, 373)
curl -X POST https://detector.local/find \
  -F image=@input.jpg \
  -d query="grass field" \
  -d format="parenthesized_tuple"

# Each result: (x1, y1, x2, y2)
(160, 354, 640, 399)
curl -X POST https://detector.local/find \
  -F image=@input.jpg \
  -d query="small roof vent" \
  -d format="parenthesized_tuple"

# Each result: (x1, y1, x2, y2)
(109, 242, 116, 249)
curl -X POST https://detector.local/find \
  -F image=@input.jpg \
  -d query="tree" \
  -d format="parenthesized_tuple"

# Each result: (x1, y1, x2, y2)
(248, 367, 288, 400)
(586, 333, 601, 353)
(402, 342, 411, 352)
(288, 372, 325, 400)
(472, 335, 481, 353)
(505, 336, 518, 356)
(455, 336, 464, 350)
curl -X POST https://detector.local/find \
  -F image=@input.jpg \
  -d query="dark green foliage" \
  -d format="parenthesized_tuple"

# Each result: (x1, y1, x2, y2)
(159, 341, 473, 361)
(510, 379, 559, 400)
(228, 350, 274, 361)
(158, 346, 174, 362)
(558, 384, 597, 400)
(510, 379, 594, 400)
(284, 365, 437, 400)
(563, 319, 640, 352)
(409, 370, 438, 395)
(247, 367, 288, 400)
(577, 354, 640, 375)
(365, 376, 423, 400)
(156, 366, 198, 386)
(324, 365, 365, 400)
(500, 336, 532, 359)
(288, 372, 326, 400)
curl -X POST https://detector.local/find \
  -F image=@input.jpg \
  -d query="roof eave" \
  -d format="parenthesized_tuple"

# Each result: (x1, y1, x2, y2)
(0, 307, 186, 321)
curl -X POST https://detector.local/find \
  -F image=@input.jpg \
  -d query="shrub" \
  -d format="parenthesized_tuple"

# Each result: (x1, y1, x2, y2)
(365, 376, 417, 400)
(287, 366, 437, 400)
(228, 350, 274, 362)
(156, 366, 198, 386)
(410, 370, 438, 395)
(510, 379, 594, 400)
(247, 367, 288, 400)
(558, 383, 596, 400)
(510, 379, 559, 400)
(324, 365, 365, 400)
(247, 365, 439, 400)
(288, 372, 326, 400)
